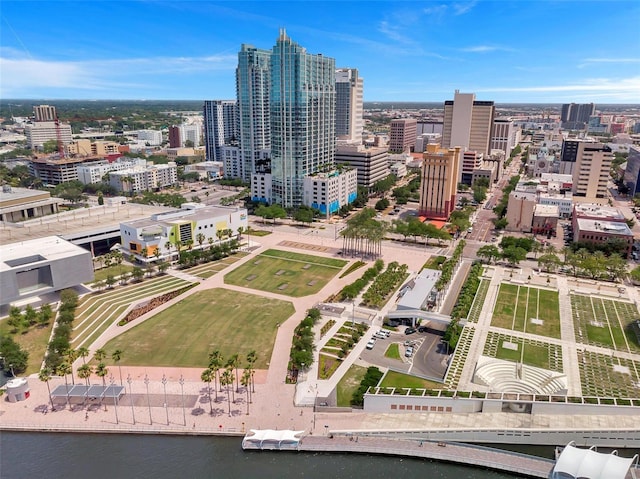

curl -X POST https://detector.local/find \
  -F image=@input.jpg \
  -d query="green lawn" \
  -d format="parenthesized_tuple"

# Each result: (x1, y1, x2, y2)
(491, 283, 560, 339)
(224, 249, 346, 297)
(0, 322, 55, 375)
(336, 364, 368, 407)
(101, 288, 294, 369)
(93, 264, 134, 283)
(384, 343, 401, 360)
(379, 370, 442, 390)
(488, 335, 562, 371)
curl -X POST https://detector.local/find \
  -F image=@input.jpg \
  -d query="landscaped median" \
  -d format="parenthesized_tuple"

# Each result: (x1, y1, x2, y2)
(318, 323, 368, 379)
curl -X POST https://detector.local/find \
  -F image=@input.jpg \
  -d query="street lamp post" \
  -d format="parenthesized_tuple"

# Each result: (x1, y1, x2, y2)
(110, 375, 119, 424)
(352, 301, 355, 327)
(161, 374, 169, 425)
(179, 375, 186, 426)
(127, 374, 135, 425)
(144, 374, 152, 424)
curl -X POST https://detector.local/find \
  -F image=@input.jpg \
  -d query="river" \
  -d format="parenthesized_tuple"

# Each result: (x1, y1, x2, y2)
(1, 432, 522, 478)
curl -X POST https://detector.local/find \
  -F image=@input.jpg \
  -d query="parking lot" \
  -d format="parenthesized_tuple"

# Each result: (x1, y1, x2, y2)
(360, 327, 450, 380)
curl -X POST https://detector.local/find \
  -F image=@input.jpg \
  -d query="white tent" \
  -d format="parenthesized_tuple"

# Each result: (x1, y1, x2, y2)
(551, 442, 638, 479)
(241, 429, 305, 450)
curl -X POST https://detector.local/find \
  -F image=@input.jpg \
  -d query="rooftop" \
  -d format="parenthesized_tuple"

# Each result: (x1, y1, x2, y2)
(0, 236, 89, 272)
(576, 218, 633, 236)
(534, 204, 560, 217)
(122, 204, 245, 229)
(574, 203, 625, 221)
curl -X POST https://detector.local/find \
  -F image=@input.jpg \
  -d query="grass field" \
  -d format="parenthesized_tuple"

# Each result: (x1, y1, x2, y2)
(72, 275, 194, 349)
(100, 288, 294, 369)
(0, 322, 55, 375)
(572, 294, 640, 353)
(384, 343, 401, 360)
(491, 283, 560, 338)
(182, 253, 245, 279)
(224, 249, 347, 297)
(483, 331, 563, 371)
(336, 364, 368, 407)
(578, 349, 640, 398)
(379, 370, 442, 390)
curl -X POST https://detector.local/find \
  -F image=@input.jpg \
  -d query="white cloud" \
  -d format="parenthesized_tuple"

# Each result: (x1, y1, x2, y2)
(461, 45, 514, 53)
(578, 58, 640, 68)
(377, 21, 414, 45)
(0, 54, 236, 97)
(423, 1, 476, 17)
(452, 1, 477, 15)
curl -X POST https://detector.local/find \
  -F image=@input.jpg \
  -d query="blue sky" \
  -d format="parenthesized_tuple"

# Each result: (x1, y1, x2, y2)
(2, 0, 639, 102)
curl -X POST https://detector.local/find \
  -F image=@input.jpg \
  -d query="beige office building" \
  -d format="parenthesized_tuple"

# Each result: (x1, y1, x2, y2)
(418, 144, 460, 220)
(571, 141, 613, 201)
(442, 90, 495, 156)
(389, 118, 417, 153)
(33, 105, 57, 122)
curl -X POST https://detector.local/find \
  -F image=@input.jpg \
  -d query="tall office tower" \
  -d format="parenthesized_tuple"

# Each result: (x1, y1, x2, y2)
(568, 141, 613, 200)
(442, 90, 495, 155)
(389, 118, 417, 153)
(335, 68, 364, 144)
(33, 105, 57, 122)
(237, 43, 272, 181)
(418, 144, 461, 220)
(561, 103, 595, 130)
(269, 29, 336, 207)
(168, 126, 181, 148)
(203, 100, 238, 162)
(491, 118, 518, 158)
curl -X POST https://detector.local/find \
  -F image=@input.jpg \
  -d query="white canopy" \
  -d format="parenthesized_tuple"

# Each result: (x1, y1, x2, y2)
(242, 429, 305, 449)
(553, 442, 638, 479)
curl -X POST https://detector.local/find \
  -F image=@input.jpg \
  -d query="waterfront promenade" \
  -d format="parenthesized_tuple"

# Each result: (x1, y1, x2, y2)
(2, 224, 640, 477)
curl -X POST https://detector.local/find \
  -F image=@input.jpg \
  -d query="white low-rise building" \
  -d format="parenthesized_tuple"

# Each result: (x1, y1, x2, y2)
(77, 158, 147, 185)
(302, 168, 358, 216)
(109, 162, 178, 193)
(119, 204, 248, 262)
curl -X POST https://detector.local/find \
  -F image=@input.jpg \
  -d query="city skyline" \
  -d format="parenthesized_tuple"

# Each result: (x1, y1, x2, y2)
(1, 1, 639, 103)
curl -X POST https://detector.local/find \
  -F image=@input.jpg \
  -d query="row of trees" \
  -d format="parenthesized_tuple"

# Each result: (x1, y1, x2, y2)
(340, 208, 386, 258)
(362, 262, 408, 309)
(0, 335, 29, 376)
(435, 240, 466, 292)
(450, 262, 484, 320)
(288, 308, 321, 380)
(492, 175, 520, 230)
(477, 239, 629, 282)
(337, 259, 384, 301)
(392, 217, 452, 244)
(44, 289, 79, 371)
(177, 238, 239, 268)
(201, 349, 258, 417)
(6, 304, 53, 334)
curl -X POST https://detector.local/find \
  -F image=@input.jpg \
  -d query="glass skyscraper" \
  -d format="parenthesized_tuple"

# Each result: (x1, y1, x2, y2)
(269, 29, 336, 207)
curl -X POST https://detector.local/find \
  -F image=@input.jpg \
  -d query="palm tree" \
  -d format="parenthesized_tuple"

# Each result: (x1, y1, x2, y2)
(55, 363, 72, 407)
(39, 367, 54, 411)
(196, 233, 206, 249)
(111, 350, 123, 385)
(246, 350, 257, 393)
(241, 369, 251, 415)
(220, 368, 234, 417)
(201, 368, 214, 415)
(77, 363, 92, 386)
(64, 349, 77, 384)
(229, 354, 241, 393)
(208, 350, 223, 395)
(216, 229, 224, 243)
(77, 347, 89, 365)
(93, 348, 106, 363)
(95, 363, 108, 386)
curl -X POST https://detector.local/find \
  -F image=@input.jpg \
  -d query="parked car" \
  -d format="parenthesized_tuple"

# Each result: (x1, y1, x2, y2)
(404, 347, 414, 358)
(404, 327, 416, 335)
(366, 339, 376, 350)
(376, 329, 390, 338)
(417, 326, 429, 333)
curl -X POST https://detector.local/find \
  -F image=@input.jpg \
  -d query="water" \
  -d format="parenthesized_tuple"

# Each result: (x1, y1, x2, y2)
(0, 432, 521, 479)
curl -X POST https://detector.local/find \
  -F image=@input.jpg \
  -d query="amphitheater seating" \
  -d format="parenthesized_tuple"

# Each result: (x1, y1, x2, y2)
(473, 359, 567, 395)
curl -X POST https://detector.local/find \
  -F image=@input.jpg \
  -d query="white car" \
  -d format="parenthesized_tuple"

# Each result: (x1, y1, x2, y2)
(404, 346, 414, 358)
(376, 329, 390, 338)
(366, 339, 376, 350)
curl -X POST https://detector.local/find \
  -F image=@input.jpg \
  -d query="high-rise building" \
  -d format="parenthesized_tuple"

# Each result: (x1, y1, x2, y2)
(168, 126, 181, 148)
(389, 118, 417, 153)
(335, 68, 364, 144)
(237, 43, 272, 181)
(335, 144, 389, 191)
(442, 90, 495, 155)
(571, 141, 613, 200)
(33, 105, 57, 122)
(561, 103, 595, 130)
(623, 145, 640, 196)
(203, 100, 238, 162)
(25, 122, 72, 149)
(491, 118, 519, 158)
(268, 29, 336, 207)
(418, 144, 460, 220)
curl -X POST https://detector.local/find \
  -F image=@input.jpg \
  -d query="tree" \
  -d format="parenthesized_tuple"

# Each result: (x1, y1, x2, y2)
(77, 347, 90, 364)
(246, 350, 257, 393)
(105, 275, 116, 289)
(477, 245, 500, 264)
(24, 305, 38, 326)
(492, 217, 508, 230)
(293, 207, 314, 225)
(538, 253, 561, 273)
(184, 139, 194, 148)
(64, 349, 78, 384)
(39, 367, 55, 411)
(201, 368, 214, 414)
(7, 307, 23, 333)
(374, 198, 390, 211)
(55, 362, 72, 406)
(472, 185, 487, 204)
(77, 363, 92, 386)
(112, 349, 124, 385)
(94, 348, 106, 363)
(97, 192, 104, 206)
(38, 304, 53, 326)
(132, 267, 144, 282)
(208, 349, 223, 399)
(95, 362, 108, 387)
(229, 354, 241, 393)
(241, 369, 251, 415)
(0, 335, 28, 375)
(630, 265, 640, 284)
(221, 368, 234, 417)
(502, 246, 527, 267)
(196, 232, 206, 248)
(43, 139, 59, 154)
